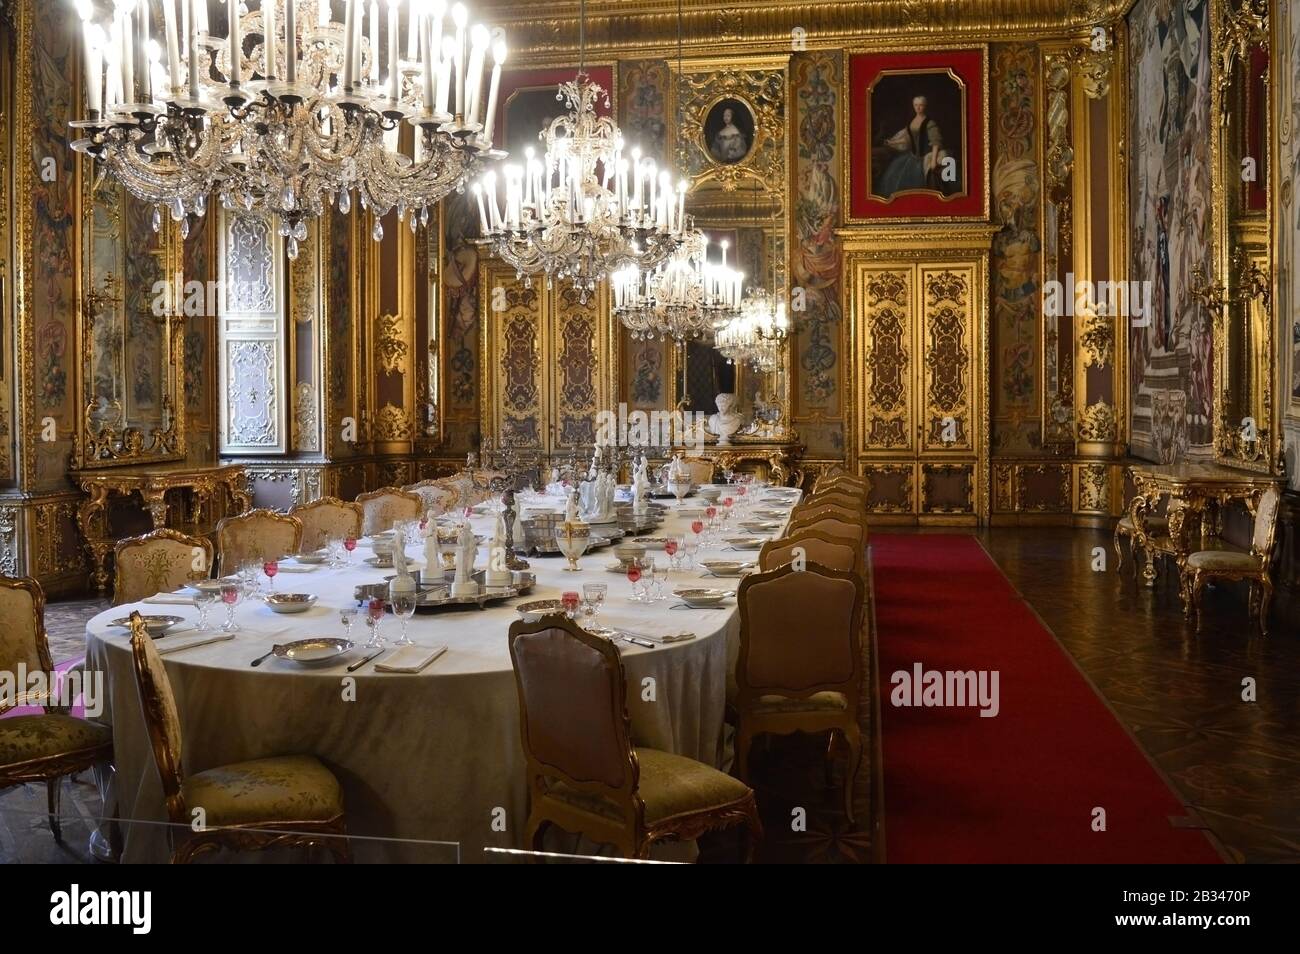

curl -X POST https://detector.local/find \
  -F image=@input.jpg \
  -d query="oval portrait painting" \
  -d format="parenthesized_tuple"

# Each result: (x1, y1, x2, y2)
(702, 97, 756, 165)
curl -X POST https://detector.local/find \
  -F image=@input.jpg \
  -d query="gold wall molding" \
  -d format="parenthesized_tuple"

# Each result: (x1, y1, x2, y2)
(374, 402, 414, 442)
(1077, 399, 1118, 443)
(376, 312, 409, 375)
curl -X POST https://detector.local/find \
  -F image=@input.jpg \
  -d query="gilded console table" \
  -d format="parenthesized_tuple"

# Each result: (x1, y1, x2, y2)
(75, 463, 253, 595)
(1127, 462, 1283, 588)
(687, 439, 804, 487)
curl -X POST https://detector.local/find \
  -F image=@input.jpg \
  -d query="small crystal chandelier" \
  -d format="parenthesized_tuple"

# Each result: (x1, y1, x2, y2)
(71, 0, 507, 257)
(715, 287, 788, 372)
(471, 0, 684, 300)
(611, 231, 744, 341)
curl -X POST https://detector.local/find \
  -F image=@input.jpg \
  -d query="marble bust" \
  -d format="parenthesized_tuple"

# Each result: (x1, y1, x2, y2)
(707, 392, 744, 445)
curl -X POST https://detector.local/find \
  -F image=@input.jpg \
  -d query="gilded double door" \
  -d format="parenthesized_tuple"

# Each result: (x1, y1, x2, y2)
(479, 263, 618, 463)
(844, 228, 993, 523)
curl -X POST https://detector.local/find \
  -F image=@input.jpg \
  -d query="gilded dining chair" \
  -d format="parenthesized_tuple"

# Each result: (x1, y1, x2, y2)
(355, 487, 425, 536)
(681, 457, 717, 485)
(0, 575, 113, 843)
(508, 614, 763, 861)
(113, 529, 214, 606)
(734, 562, 866, 821)
(290, 496, 363, 552)
(759, 529, 861, 576)
(215, 509, 303, 576)
(1181, 486, 1282, 635)
(814, 472, 868, 495)
(793, 500, 863, 525)
(403, 478, 462, 516)
(1114, 494, 1168, 577)
(787, 515, 867, 549)
(126, 613, 350, 863)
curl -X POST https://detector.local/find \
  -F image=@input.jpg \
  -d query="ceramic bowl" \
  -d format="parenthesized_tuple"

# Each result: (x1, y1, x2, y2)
(264, 593, 318, 614)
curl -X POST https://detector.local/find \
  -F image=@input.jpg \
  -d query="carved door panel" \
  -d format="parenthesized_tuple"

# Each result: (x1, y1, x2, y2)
(846, 236, 990, 524)
(482, 265, 550, 456)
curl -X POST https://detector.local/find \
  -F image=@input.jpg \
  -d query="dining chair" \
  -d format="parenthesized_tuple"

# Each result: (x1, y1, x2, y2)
(0, 575, 113, 844)
(787, 515, 867, 548)
(734, 562, 866, 821)
(290, 496, 363, 552)
(508, 614, 763, 861)
(814, 472, 868, 495)
(793, 500, 863, 524)
(355, 487, 425, 535)
(215, 509, 303, 576)
(113, 529, 214, 606)
(681, 457, 716, 485)
(760, 529, 861, 576)
(403, 478, 462, 515)
(126, 613, 351, 863)
(1181, 486, 1282, 635)
(1114, 494, 1168, 578)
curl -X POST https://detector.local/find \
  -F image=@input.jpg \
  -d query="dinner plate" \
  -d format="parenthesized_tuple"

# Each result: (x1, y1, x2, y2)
(700, 561, 756, 577)
(189, 578, 238, 595)
(673, 588, 730, 608)
(290, 551, 330, 565)
(109, 614, 185, 636)
(273, 637, 354, 666)
(725, 536, 766, 549)
(516, 599, 567, 622)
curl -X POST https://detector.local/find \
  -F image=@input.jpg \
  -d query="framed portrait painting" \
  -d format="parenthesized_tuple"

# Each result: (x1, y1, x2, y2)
(494, 66, 616, 168)
(846, 47, 988, 222)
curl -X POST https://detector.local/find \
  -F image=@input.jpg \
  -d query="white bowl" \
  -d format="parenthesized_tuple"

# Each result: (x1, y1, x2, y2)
(264, 593, 318, 614)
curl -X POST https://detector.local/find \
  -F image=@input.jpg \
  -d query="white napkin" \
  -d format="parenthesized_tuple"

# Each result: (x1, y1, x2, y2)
(374, 644, 447, 673)
(156, 632, 235, 655)
(144, 593, 197, 605)
(274, 565, 318, 573)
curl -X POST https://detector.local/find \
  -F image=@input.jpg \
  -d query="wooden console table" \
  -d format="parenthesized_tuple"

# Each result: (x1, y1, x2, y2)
(75, 463, 252, 595)
(1127, 462, 1283, 588)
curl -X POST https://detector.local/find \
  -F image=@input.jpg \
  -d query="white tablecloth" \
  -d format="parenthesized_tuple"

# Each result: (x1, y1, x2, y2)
(86, 489, 797, 863)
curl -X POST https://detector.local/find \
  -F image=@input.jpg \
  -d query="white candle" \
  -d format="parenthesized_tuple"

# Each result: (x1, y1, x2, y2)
(181, 0, 189, 56)
(186, 0, 200, 96)
(137, 3, 152, 101)
(196, 0, 208, 32)
(451, 2, 465, 118)
(463, 24, 486, 126)
(405, 0, 420, 59)
(480, 37, 504, 145)
(368, 0, 378, 84)
(386, 0, 398, 100)
(472, 182, 488, 233)
(284, 0, 296, 82)
(228, 0, 241, 85)
(318, 0, 330, 27)
(435, 34, 453, 115)
(162, 0, 182, 93)
(341, 0, 356, 89)
(84, 24, 105, 116)
(420, 8, 434, 112)
(264, 0, 277, 79)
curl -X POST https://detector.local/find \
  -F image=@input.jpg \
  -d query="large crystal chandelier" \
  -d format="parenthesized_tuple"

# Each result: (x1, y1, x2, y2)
(70, 0, 507, 257)
(611, 231, 744, 341)
(471, 0, 684, 300)
(715, 287, 789, 372)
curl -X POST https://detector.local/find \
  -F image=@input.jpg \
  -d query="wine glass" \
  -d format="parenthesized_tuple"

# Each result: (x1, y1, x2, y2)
(340, 604, 358, 641)
(344, 536, 357, 564)
(391, 588, 418, 647)
(653, 557, 669, 601)
(664, 537, 680, 571)
(582, 582, 607, 621)
(193, 589, 217, 633)
(561, 591, 581, 619)
(683, 537, 700, 569)
(642, 560, 659, 603)
(262, 560, 279, 592)
(219, 582, 243, 632)
(626, 560, 644, 602)
(364, 597, 386, 649)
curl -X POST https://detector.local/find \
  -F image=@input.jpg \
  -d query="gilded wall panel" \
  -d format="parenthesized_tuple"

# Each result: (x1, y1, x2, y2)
(182, 206, 215, 464)
(442, 190, 482, 453)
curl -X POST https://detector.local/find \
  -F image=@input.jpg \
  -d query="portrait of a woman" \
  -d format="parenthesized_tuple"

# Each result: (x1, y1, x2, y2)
(703, 98, 756, 165)
(868, 70, 966, 202)
(876, 96, 951, 196)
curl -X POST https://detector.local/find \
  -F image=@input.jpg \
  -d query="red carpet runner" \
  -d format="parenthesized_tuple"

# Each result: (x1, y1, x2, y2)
(871, 534, 1220, 863)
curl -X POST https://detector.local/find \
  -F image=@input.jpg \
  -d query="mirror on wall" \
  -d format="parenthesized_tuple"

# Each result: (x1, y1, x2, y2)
(78, 175, 186, 468)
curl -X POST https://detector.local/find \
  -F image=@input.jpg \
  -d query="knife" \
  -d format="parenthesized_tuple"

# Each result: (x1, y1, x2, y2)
(347, 648, 386, 672)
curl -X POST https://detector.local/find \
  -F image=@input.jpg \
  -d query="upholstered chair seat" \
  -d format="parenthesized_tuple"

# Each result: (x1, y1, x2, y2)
(1116, 514, 1167, 532)
(126, 613, 350, 862)
(753, 691, 849, 715)
(114, 529, 213, 606)
(180, 754, 345, 827)
(0, 575, 114, 844)
(1185, 550, 1260, 572)
(509, 616, 762, 860)
(544, 748, 753, 827)
(0, 715, 113, 766)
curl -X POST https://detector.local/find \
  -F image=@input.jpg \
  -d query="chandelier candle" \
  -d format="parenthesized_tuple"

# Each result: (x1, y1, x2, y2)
(227, 0, 241, 87)
(453, 2, 467, 119)
(284, 0, 296, 83)
(386, 0, 398, 101)
(265, 0, 278, 81)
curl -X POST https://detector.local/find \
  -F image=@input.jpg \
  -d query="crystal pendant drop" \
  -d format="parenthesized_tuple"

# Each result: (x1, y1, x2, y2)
(287, 236, 299, 260)
(294, 220, 308, 241)
(409, 214, 417, 234)
(339, 191, 351, 214)
(171, 197, 185, 221)
(152, 206, 163, 232)
(420, 206, 429, 227)
(195, 194, 207, 216)
(372, 219, 384, 241)
(180, 217, 190, 239)
(282, 186, 295, 211)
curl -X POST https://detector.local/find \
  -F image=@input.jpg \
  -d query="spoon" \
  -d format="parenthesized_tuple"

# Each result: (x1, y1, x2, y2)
(249, 645, 283, 667)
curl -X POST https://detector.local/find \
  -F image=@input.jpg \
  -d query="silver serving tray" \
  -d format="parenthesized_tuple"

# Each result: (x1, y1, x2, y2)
(356, 569, 535, 613)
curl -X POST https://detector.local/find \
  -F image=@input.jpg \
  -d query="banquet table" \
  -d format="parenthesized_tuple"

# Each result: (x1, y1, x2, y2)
(85, 486, 800, 863)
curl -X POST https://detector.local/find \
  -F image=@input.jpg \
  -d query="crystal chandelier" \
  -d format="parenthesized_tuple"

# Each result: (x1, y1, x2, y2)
(471, 0, 684, 300)
(71, 0, 507, 257)
(715, 287, 789, 372)
(611, 231, 744, 341)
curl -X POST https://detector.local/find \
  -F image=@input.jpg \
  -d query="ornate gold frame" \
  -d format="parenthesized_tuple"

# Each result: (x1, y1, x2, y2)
(74, 165, 187, 470)
(840, 42, 991, 226)
(1202, 0, 1277, 474)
